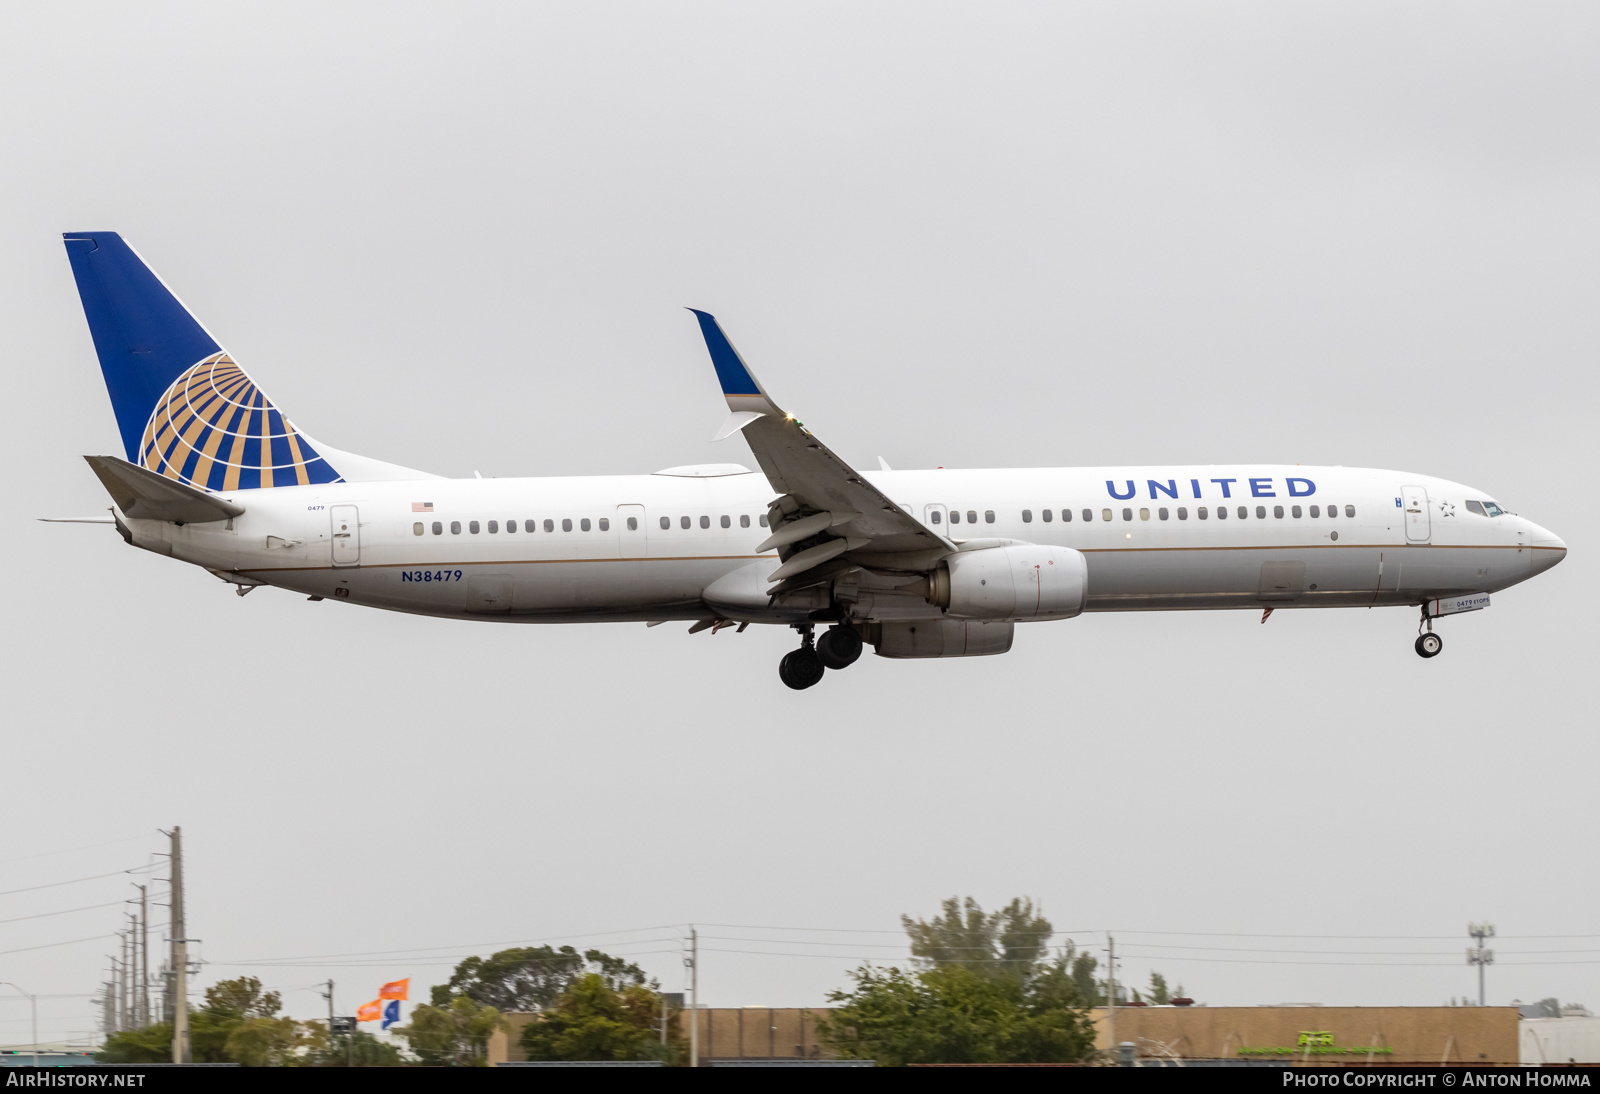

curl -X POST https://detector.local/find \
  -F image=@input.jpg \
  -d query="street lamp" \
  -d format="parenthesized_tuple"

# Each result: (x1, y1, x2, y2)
(0, 983, 38, 1066)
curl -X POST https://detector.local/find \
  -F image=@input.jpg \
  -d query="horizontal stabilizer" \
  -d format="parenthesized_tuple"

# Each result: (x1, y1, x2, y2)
(84, 455, 244, 524)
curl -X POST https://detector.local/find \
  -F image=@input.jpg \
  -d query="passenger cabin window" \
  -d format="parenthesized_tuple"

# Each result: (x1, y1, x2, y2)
(1290, 506, 1300, 518)
(526, 520, 537, 532)
(1041, 509, 1052, 522)
(759, 515, 768, 527)
(432, 521, 443, 534)
(580, 518, 591, 531)
(469, 520, 480, 534)
(488, 520, 498, 533)
(740, 515, 750, 528)
(720, 515, 730, 529)
(506, 519, 517, 533)
(1177, 507, 1188, 520)
(1326, 505, 1336, 518)
(413, 522, 424, 536)
(1465, 500, 1486, 516)
(659, 516, 670, 530)
(1345, 505, 1356, 517)
(967, 510, 977, 524)
(1216, 506, 1227, 520)
(628, 517, 638, 530)
(1082, 509, 1093, 522)
(950, 511, 960, 524)
(1238, 506, 1248, 519)
(543, 519, 554, 532)
(930, 510, 942, 524)
(1255, 506, 1266, 519)
(984, 510, 995, 524)
(562, 518, 573, 532)
(1309, 505, 1320, 517)
(680, 516, 691, 529)
(1158, 508, 1169, 521)
(1060, 509, 1071, 522)
(599, 518, 610, 531)
(700, 515, 710, 529)
(1139, 508, 1150, 521)
(1022, 509, 1033, 523)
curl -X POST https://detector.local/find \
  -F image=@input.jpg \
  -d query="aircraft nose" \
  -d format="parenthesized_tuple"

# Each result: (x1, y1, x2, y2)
(1529, 523, 1567, 576)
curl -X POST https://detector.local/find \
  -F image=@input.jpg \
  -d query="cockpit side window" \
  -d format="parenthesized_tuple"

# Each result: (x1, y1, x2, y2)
(1465, 500, 1486, 516)
(1482, 501, 1505, 517)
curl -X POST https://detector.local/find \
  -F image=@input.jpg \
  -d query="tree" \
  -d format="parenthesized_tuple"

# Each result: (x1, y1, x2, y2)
(901, 897, 1053, 982)
(815, 963, 1096, 1066)
(224, 1016, 317, 1067)
(305, 1029, 403, 1067)
(97, 1022, 173, 1063)
(434, 946, 652, 1011)
(519, 973, 671, 1062)
(395, 995, 505, 1066)
(204, 977, 282, 1019)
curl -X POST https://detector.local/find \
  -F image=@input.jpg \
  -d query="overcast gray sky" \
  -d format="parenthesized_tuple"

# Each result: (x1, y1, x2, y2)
(2, 1, 1595, 1045)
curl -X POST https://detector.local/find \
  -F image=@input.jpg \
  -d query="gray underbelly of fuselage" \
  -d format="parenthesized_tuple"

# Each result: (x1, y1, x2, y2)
(244, 543, 1523, 622)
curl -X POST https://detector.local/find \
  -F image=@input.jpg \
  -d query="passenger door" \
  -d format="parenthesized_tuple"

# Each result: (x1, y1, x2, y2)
(1402, 485, 1431, 544)
(330, 505, 360, 566)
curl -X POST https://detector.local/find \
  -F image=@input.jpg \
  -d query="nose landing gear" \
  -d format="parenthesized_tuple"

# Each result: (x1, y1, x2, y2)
(1415, 604, 1443, 658)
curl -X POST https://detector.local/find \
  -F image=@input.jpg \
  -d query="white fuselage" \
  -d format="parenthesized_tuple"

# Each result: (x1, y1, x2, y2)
(121, 464, 1564, 625)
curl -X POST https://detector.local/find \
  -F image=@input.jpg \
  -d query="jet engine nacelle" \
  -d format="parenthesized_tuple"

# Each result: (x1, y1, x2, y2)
(930, 544, 1088, 620)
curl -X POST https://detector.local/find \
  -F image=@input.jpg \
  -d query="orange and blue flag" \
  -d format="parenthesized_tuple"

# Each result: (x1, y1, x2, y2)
(356, 999, 381, 1023)
(379, 978, 409, 1001)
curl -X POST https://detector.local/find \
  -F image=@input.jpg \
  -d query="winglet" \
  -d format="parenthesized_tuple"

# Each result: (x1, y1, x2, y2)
(687, 310, 784, 417)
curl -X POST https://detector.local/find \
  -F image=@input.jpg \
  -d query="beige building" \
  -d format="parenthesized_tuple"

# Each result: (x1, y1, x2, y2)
(1092, 1006, 1521, 1065)
(487, 1007, 836, 1065)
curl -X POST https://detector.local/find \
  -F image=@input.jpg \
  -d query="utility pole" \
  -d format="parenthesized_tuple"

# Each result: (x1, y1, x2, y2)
(1106, 934, 1116, 1058)
(687, 927, 699, 1069)
(169, 826, 190, 1063)
(139, 886, 150, 1027)
(119, 931, 129, 1032)
(1467, 922, 1495, 1007)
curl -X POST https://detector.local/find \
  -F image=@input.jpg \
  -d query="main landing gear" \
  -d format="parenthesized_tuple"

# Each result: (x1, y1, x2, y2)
(778, 623, 863, 690)
(1414, 605, 1443, 658)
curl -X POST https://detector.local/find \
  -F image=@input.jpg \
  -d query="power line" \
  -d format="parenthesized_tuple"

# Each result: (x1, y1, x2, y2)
(0, 835, 153, 867)
(210, 925, 683, 966)
(0, 900, 127, 927)
(0, 933, 115, 958)
(0, 866, 156, 899)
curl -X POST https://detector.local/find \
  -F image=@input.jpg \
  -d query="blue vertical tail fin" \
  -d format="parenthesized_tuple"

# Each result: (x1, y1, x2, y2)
(62, 232, 343, 490)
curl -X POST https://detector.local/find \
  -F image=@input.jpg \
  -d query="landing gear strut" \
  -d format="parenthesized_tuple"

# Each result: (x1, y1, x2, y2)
(1415, 605, 1442, 658)
(778, 628, 825, 690)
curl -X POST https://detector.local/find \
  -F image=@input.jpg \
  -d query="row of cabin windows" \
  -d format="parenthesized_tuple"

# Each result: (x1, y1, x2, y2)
(412, 514, 771, 536)
(930, 510, 994, 524)
(1017, 504, 1357, 523)
(658, 514, 769, 530)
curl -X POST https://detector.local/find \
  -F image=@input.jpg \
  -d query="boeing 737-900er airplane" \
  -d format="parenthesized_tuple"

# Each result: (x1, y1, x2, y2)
(52, 232, 1566, 689)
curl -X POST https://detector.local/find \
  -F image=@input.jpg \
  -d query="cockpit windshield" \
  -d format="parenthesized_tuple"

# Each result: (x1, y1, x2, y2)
(1483, 501, 1505, 517)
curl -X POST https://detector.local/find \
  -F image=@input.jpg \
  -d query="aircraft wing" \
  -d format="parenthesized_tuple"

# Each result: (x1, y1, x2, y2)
(689, 311, 952, 589)
(84, 455, 245, 524)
